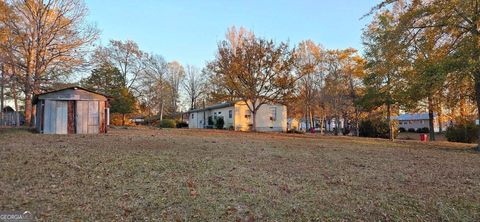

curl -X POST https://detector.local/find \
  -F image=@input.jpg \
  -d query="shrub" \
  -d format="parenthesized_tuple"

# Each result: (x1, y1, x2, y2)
(399, 127, 406, 132)
(408, 128, 416, 133)
(215, 117, 225, 129)
(416, 127, 430, 133)
(207, 116, 214, 126)
(445, 122, 478, 143)
(359, 119, 398, 139)
(159, 119, 176, 128)
(342, 128, 350, 135)
(110, 113, 135, 126)
(287, 129, 304, 134)
(176, 122, 188, 128)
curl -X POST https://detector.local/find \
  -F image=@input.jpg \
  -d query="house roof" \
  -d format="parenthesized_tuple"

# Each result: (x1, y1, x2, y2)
(2, 106, 15, 112)
(394, 113, 437, 121)
(35, 86, 110, 98)
(188, 100, 286, 113)
(188, 102, 234, 113)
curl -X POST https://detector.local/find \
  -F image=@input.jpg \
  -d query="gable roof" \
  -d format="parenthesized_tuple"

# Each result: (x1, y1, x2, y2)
(35, 86, 110, 98)
(33, 86, 110, 104)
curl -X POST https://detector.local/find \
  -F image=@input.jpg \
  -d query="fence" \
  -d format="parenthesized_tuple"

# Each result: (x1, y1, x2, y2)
(0, 112, 22, 126)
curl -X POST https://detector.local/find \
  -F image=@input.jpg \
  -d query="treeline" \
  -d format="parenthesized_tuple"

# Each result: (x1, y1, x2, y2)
(80, 40, 190, 125)
(0, 0, 203, 126)
(361, 1, 479, 144)
(0, 0, 478, 147)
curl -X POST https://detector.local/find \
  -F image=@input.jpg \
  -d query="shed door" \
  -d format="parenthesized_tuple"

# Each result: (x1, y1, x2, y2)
(88, 101, 99, 134)
(76, 101, 99, 134)
(44, 100, 68, 134)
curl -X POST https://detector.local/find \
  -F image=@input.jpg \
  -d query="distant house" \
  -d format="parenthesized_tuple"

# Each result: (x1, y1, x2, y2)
(188, 101, 287, 132)
(0, 106, 24, 126)
(395, 113, 448, 132)
(128, 115, 145, 125)
(33, 86, 110, 134)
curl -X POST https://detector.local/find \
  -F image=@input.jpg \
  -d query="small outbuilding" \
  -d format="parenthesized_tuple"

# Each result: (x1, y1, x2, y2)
(34, 86, 110, 134)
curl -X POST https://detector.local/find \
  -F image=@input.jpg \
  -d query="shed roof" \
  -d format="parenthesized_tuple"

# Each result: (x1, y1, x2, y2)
(33, 86, 109, 104)
(36, 86, 109, 97)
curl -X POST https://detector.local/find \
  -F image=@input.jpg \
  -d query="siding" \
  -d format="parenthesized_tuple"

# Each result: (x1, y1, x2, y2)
(43, 100, 68, 134)
(188, 101, 287, 132)
(76, 101, 101, 134)
(234, 102, 287, 132)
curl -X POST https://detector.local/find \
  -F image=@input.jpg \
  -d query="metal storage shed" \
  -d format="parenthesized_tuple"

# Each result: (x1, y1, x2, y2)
(33, 86, 110, 134)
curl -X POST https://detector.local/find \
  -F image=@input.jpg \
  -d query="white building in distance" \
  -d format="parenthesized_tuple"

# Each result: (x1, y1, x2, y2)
(188, 101, 287, 132)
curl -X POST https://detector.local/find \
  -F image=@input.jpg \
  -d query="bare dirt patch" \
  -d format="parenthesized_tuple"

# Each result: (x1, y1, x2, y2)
(0, 128, 479, 221)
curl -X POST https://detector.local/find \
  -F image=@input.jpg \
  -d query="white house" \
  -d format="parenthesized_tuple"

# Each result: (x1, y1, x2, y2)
(395, 113, 448, 132)
(188, 101, 287, 132)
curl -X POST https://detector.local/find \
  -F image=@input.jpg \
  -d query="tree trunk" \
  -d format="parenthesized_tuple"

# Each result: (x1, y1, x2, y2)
(24, 93, 32, 127)
(24, 49, 35, 127)
(251, 111, 256, 132)
(437, 110, 443, 133)
(334, 114, 340, 136)
(319, 114, 325, 135)
(13, 93, 19, 128)
(459, 94, 467, 121)
(0, 65, 4, 111)
(11, 83, 20, 127)
(355, 107, 360, 137)
(0, 66, 4, 126)
(475, 79, 480, 151)
(303, 104, 308, 131)
(387, 102, 394, 141)
(309, 110, 314, 133)
(122, 113, 125, 126)
(159, 101, 164, 121)
(428, 96, 436, 141)
(343, 113, 348, 135)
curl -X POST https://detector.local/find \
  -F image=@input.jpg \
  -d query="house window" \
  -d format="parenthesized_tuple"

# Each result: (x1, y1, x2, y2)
(245, 110, 251, 119)
(191, 113, 194, 119)
(229, 110, 233, 118)
(269, 107, 277, 121)
(218, 112, 221, 114)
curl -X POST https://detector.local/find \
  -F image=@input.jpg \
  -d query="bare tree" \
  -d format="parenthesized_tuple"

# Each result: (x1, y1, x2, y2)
(0, 0, 98, 126)
(210, 27, 298, 131)
(183, 65, 205, 110)
(93, 39, 144, 93)
(295, 40, 324, 132)
(140, 53, 170, 120)
(167, 61, 185, 113)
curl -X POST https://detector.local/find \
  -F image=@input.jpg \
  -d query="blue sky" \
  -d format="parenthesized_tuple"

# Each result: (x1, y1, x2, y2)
(85, 0, 379, 67)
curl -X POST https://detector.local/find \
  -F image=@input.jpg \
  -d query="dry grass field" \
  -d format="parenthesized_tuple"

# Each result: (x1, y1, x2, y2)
(0, 127, 479, 221)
